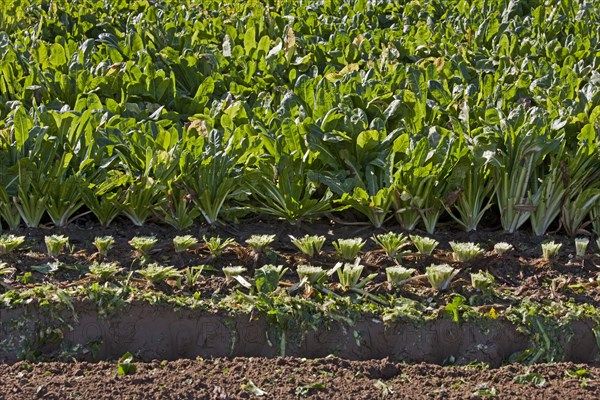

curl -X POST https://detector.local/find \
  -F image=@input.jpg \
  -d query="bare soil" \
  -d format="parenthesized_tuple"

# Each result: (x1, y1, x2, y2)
(0, 357, 598, 399)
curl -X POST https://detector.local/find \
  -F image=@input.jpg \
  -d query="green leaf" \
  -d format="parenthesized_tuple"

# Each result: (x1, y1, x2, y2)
(117, 352, 137, 376)
(13, 107, 32, 149)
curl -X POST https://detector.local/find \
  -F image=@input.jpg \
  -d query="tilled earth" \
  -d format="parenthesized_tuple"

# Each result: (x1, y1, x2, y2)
(0, 357, 598, 399)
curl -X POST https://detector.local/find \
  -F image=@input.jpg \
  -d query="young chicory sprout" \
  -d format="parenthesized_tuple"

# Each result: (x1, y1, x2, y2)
(426, 264, 460, 291)
(450, 241, 484, 262)
(332, 237, 365, 261)
(173, 235, 198, 253)
(289, 235, 326, 257)
(93, 236, 115, 258)
(493, 242, 513, 254)
(372, 232, 409, 258)
(385, 266, 416, 287)
(574, 238, 589, 257)
(246, 234, 276, 253)
(129, 236, 158, 258)
(470, 270, 495, 292)
(0, 234, 26, 254)
(410, 235, 439, 255)
(45, 235, 69, 257)
(541, 241, 562, 261)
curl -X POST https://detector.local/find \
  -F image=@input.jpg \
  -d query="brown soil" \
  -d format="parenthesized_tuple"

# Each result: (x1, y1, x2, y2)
(0, 357, 598, 399)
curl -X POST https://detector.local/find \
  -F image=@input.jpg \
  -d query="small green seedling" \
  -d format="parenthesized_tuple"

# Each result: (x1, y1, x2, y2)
(117, 352, 137, 376)
(493, 242, 513, 254)
(129, 236, 158, 259)
(0, 234, 25, 254)
(574, 237, 589, 257)
(88, 262, 122, 282)
(93, 236, 115, 258)
(426, 264, 460, 291)
(296, 265, 327, 285)
(45, 235, 69, 257)
(332, 237, 365, 261)
(137, 263, 181, 284)
(246, 234, 276, 253)
(385, 266, 416, 287)
(372, 232, 409, 258)
(541, 241, 562, 261)
(173, 235, 198, 253)
(182, 265, 205, 289)
(290, 235, 326, 257)
(450, 241, 484, 262)
(470, 270, 495, 292)
(254, 264, 287, 293)
(203, 235, 236, 258)
(332, 260, 376, 291)
(410, 235, 439, 255)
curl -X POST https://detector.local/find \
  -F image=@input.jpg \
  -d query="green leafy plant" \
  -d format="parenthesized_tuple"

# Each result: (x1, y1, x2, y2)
(173, 235, 198, 253)
(249, 155, 332, 224)
(117, 352, 137, 376)
(93, 236, 115, 258)
(372, 232, 409, 258)
(122, 177, 166, 226)
(332, 237, 365, 261)
(493, 242, 513, 254)
(470, 271, 495, 292)
(0, 186, 21, 230)
(16, 271, 34, 284)
(183, 132, 245, 225)
(246, 234, 276, 253)
(203, 235, 236, 258)
(289, 234, 326, 258)
(393, 135, 463, 234)
(241, 380, 267, 397)
(332, 260, 377, 292)
(137, 263, 182, 285)
(541, 241, 562, 261)
(444, 150, 494, 232)
(513, 372, 546, 387)
(88, 262, 123, 282)
(0, 234, 25, 254)
(182, 265, 205, 289)
(296, 265, 327, 286)
(129, 236, 158, 259)
(410, 235, 439, 255)
(159, 185, 200, 230)
(449, 241, 484, 262)
(487, 107, 560, 233)
(80, 174, 125, 227)
(338, 186, 394, 228)
(45, 174, 84, 227)
(12, 161, 47, 228)
(45, 234, 69, 257)
(574, 238, 589, 257)
(426, 264, 460, 291)
(254, 264, 287, 293)
(561, 188, 600, 237)
(385, 266, 416, 287)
